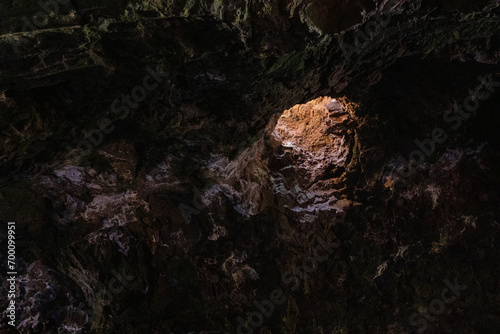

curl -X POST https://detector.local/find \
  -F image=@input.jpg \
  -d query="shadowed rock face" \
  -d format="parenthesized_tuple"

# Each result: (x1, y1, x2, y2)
(1, 1, 500, 333)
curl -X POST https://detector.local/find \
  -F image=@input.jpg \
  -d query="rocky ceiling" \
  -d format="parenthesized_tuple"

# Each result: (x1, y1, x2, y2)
(1, 0, 500, 333)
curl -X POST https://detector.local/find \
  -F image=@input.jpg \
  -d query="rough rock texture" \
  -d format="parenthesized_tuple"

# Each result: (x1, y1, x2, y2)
(1, 0, 500, 333)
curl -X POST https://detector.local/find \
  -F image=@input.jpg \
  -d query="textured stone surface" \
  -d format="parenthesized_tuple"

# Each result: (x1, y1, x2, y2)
(0, 0, 500, 333)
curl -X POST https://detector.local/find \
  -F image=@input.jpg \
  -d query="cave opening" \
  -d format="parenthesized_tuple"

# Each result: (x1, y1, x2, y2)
(269, 96, 353, 187)
(207, 96, 355, 221)
(240, 96, 357, 223)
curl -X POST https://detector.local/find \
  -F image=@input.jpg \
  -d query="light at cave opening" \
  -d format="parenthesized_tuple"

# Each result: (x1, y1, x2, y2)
(271, 96, 347, 155)
(268, 96, 352, 223)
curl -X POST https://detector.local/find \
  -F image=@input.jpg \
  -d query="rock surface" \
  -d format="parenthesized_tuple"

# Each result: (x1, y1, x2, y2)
(0, 0, 500, 333)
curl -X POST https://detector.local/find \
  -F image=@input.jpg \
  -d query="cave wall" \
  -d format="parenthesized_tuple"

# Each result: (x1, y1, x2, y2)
(0, 0, 500, 333)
